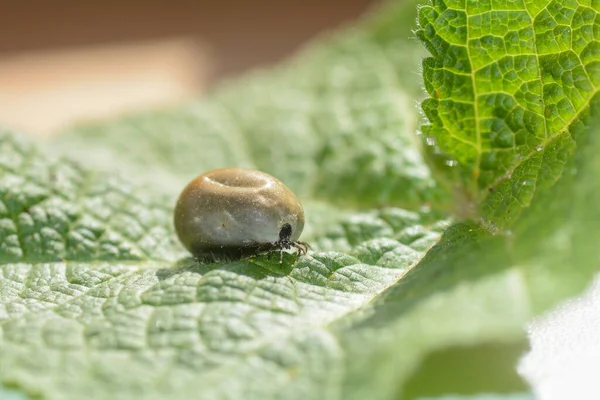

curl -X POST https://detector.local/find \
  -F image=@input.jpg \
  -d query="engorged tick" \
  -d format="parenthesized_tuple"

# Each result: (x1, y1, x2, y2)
(174, 167, 309, 262)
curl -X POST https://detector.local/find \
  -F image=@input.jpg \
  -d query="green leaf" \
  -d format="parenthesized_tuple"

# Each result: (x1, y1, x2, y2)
(417, 0, 600, 226)
(335, 112, 600, 399)
(0, 133, 181, 263)
(0, 129, 449, 399)
(1, 0, 600, 399)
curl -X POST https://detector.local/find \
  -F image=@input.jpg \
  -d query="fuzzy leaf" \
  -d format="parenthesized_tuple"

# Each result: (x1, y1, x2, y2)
(418, 0, 600, 226)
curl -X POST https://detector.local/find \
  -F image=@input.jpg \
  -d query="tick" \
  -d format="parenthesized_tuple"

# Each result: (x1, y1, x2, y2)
(174, 167, 309, 262)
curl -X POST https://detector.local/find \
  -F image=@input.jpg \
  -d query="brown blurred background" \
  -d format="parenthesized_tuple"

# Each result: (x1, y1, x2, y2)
(0, 0, 375, 135)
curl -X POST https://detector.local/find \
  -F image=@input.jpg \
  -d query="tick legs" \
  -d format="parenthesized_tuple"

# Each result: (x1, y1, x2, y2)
(289, 241, 310, 260)
(251, 240, 311, 263)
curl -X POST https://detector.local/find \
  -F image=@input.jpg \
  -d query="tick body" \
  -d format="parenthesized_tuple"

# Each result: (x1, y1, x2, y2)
(174, 167, 308, 261)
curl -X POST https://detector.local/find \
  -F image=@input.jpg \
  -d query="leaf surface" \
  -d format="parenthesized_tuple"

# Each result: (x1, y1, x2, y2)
(418, 0, 600, 225)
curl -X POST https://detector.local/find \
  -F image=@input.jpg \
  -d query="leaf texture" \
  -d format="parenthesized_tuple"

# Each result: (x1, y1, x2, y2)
(418, 0, 600, 225)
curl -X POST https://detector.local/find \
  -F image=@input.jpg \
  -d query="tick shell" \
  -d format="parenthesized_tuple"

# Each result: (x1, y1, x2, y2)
(174, 168, 305, 257)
